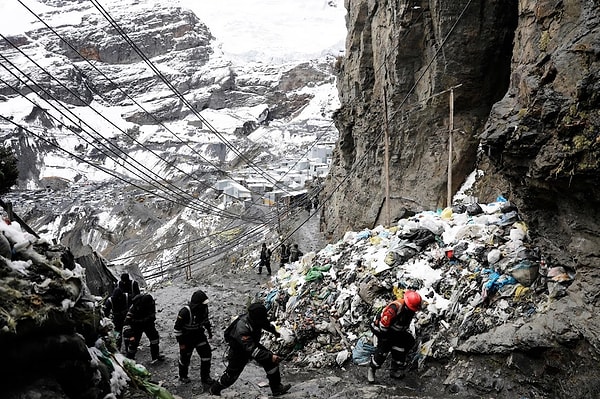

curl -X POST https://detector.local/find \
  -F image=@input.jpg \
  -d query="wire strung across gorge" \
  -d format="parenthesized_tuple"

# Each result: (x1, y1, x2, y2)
(1, 4, 328, 276)
(109, 1, 474, 279)
(0, 62, 242, 221)
(87, 0, 293, 195)
(15, 0, 282, 204)
(0, 37, 256, 222)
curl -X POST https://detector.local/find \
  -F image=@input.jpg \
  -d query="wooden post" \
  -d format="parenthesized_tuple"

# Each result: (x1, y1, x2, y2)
(186, 241, 191, 280)
(447, 88, 454, 208)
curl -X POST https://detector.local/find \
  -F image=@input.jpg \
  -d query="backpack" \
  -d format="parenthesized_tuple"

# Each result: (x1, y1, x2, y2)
(223, 315, 242, 344)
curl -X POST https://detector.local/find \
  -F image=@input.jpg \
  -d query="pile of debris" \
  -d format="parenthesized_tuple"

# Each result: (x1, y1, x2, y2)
(0, 217, 173, 399)
(257, 197, 574, 370)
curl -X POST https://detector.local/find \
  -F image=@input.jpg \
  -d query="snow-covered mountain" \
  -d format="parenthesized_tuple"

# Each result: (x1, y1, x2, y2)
(0, 0, 346, 277)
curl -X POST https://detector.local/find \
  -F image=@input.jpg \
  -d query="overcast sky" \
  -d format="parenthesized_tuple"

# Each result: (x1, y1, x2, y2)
(178, 0, 347, 63)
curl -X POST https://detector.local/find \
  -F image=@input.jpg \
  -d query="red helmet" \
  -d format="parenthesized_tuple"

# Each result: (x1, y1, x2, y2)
(404, 290, 422, 312)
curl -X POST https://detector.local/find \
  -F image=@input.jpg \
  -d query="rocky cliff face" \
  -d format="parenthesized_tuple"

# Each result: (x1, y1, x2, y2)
(323, 0, 600, 397)
(322, 0, 518, 238)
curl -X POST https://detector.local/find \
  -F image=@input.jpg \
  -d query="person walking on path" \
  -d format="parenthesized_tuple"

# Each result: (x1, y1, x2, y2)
(209, 303, 291, 396)
(288, 243, 303, 263)
(174, 290, 215, 386)
(258, 243, 272, 275)
(122, 293, 165, 364)
(368, 290, 422, 383)
(279, 242, 289, 268)
(103, 287, 130, 351)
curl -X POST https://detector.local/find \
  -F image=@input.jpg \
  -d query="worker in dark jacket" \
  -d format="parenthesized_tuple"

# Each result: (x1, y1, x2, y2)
(279, 242, 289, 268)
(174, 290, 215, 385)
(209, 303, 291, 396)
(368, 290, 422, 383)
(258, 243, 272, 275)
(103, 287, 129, 351)
(118, 273, 140, 297)
(122, 293, 165, 364)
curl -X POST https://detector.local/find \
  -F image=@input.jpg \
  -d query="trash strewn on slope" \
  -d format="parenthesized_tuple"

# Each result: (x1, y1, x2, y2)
(255, 197, 574, 369)
(0, 217, 175, 399)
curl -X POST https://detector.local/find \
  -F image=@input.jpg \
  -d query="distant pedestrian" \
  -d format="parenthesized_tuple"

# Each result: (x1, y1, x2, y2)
(103, 287, 130, 351)
(209, 303, 291, 396)
(279, 243, 289, 267)
(289, 243, 303, 263)
(118, 273, 141, 297)
(368, 290, 422, 383)
(258, 243, 272, 275)
(122, 293, 165, 364)
(174, 290, 215, 386)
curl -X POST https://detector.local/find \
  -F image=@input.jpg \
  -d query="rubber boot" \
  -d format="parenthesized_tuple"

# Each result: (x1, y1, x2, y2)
(367, 366, 376, 384)
(272, 383, 292, 396)
(201, 360, 215, 385)
(390, 361, 405, 379)
(178, 363, 190, 383)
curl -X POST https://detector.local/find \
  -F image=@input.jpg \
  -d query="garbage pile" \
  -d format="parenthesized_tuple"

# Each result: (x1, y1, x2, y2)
(257, 197, 575, 370)
(0, 217, 173, 399)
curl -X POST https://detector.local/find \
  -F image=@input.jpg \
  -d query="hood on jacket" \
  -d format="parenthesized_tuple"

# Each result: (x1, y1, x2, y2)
(190, 290, 208, 310)
(248, 302, 270, 328)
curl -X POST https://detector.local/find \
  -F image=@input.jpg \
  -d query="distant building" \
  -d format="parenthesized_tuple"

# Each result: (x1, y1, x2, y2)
(213, 179, 252, 206)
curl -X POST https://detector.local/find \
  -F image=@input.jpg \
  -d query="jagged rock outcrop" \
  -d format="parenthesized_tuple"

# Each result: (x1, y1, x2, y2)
(323, 0, 600, 397)
(322, 0, 518, 238)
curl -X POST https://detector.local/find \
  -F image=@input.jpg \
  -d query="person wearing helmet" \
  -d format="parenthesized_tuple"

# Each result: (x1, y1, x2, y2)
(209, 303, 291, 396)
(367, 290, 422, 383)
(174, 290, 215, 386)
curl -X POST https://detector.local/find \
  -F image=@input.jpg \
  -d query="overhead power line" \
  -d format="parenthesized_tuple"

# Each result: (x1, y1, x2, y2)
(87, 0, 292, 194)
(0, 36, 257, 221)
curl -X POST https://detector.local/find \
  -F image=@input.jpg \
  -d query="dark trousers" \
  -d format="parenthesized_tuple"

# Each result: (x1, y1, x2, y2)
(112, 312, 126, 351)
(126, 323, 160, 360)
(178, 334, 212, 381)
(371, 330, 415, 369)
(218, 344, 281, 389)
(258, 260, 271, 274)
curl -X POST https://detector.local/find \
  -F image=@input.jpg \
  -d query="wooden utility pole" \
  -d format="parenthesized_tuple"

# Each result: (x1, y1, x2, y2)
(186, 241, 192, 280)
(447, 88, 454, 208)
(382, 60, 391, 227)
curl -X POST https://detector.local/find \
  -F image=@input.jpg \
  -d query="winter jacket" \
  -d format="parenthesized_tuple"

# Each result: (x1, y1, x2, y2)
(174, 291, 212, 342)
(119, 279, 141, 298)
(124, 294, 156, 328)
(280, 245, 289, 263)
(224, 313, 277, 362)
(371, 299, 415, 334)
(104, 288, 129, 318)
(260, 247, 272, 264)
(289, 246, 302, 262)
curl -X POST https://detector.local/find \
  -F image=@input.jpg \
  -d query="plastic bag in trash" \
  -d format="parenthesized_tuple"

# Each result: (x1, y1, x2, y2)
(352, 336, 377, 365)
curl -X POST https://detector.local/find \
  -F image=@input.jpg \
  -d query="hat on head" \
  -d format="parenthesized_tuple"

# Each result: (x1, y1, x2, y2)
(120, 273, 130, 281)
(248, 302, 269, 326)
